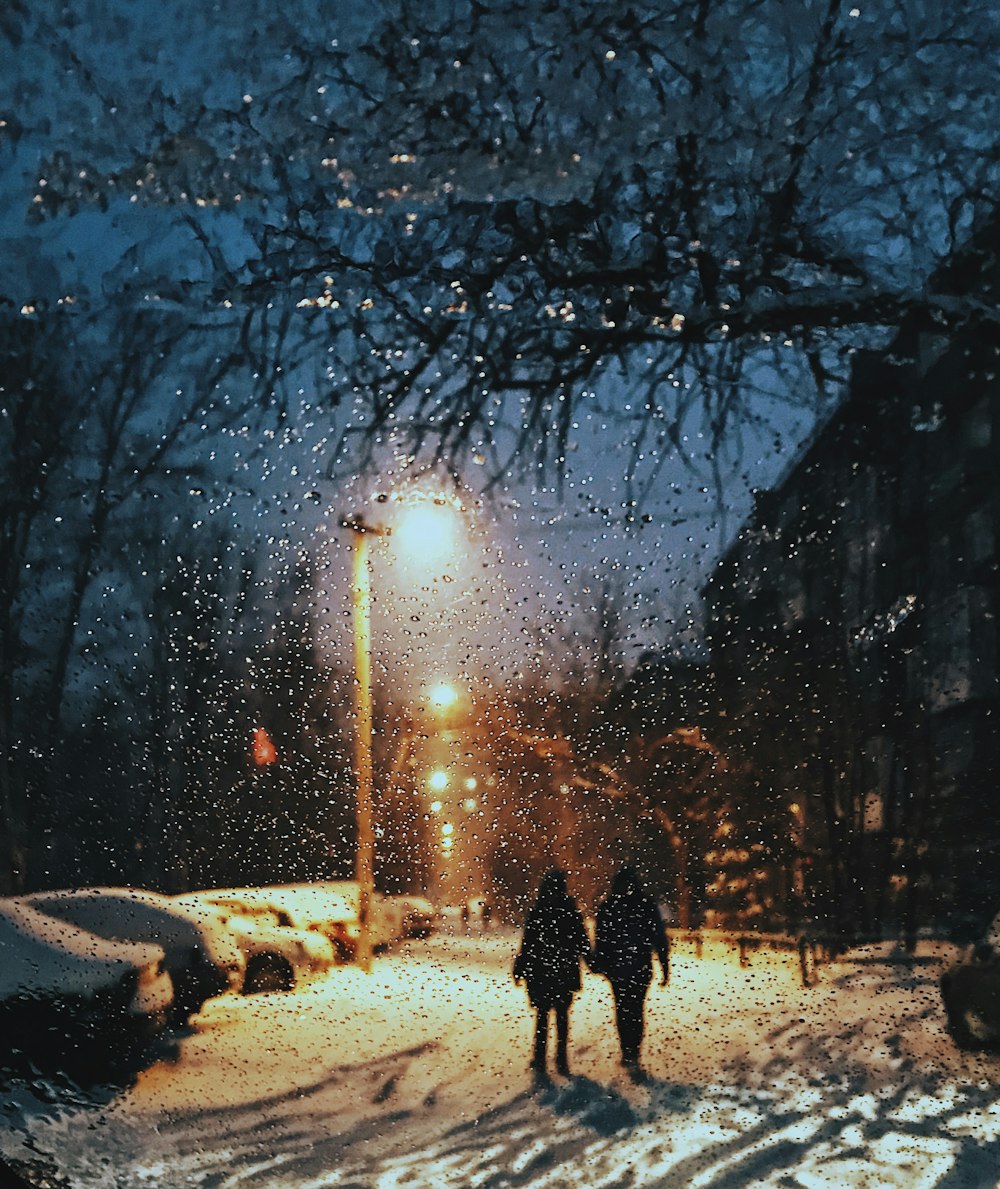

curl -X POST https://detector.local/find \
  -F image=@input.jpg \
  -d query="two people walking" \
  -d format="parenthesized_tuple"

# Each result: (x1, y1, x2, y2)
(514, 865, 670, 1079)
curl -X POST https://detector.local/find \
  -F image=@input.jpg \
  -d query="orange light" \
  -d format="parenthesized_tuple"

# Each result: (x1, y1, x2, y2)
(393, 501, 456, 563)
(252, 726, 278, 766)
(428, 682, 459, 711)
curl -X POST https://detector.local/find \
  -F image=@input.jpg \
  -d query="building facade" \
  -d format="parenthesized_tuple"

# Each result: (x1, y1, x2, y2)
(703, 325, 1000, 942)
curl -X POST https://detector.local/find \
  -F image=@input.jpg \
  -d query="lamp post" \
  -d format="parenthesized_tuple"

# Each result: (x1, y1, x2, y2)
(342, 516, 385, 974)
(341, 491, 464, 971)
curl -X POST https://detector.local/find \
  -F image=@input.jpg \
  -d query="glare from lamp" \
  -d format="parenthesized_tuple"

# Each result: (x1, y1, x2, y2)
(393, 501, 456, 564)
(428, 682, 459, 712)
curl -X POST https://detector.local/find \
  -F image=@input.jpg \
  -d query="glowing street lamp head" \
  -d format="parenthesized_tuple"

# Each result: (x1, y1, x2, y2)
(393, 500, 457, 564)
(428, 682, 459, 712)
(427, 769, 449, 793)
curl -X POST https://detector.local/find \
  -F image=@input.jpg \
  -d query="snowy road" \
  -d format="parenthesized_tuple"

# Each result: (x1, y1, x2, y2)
(2, 931, 999, 1188)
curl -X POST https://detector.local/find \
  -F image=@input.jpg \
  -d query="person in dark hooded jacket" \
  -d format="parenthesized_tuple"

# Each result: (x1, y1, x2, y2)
(593, 865, 670, 1074)
(513, 868, 591, 1076)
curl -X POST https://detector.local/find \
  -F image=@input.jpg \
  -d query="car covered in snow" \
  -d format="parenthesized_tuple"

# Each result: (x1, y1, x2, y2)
(23, 887, 244, 1021)
(176, 892, 337, 993)
(389, 894, 436, 939)
(294, 881, 405, 956)
(940, 912, 1000, 1049)
(188, 882, 405, 963)
(0, 897, 174, 1081)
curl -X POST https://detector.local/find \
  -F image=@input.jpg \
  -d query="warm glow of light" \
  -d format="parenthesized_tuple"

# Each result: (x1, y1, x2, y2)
(441, 822, 454, 836)
(430, 800, 443, 812)
(252, 726, 277, 766)
(441, 836, 453, 852)
(427, 769, 449, 792)
(393, 501, 456, 563)
(464, 777, 478, 791)
(463, 798, 477, 812)
(428, 682, 459, 711)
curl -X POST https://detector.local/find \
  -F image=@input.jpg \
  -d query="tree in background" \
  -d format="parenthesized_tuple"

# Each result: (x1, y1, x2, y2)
(141, 535, 355, 892)
(15, 0, 1000, 485)
(0, 307, 245, 889)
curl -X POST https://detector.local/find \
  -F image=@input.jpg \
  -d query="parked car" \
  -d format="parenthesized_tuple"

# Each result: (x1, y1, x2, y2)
(438, 903, 466, 932)
(187, 882, 405, 963)
(180, 884, 357, 963)
(309, 882, 405, 955)
(390, 894, 435, 939)
(176, 892, 337, 993)
(24, 888, 244, 1022)
(0, 897, 174, 1082)
(940, 912, 1000, 1049)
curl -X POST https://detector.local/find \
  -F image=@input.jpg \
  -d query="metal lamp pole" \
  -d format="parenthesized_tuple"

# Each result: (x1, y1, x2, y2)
(342, 497, 456, 970)
(343, 517, 383, 974)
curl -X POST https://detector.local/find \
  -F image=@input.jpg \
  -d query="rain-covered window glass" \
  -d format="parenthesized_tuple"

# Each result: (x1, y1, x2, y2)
(2, 2, 999, 1185)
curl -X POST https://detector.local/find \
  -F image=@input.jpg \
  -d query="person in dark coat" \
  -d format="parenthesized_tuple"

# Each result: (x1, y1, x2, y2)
(513, 868, 591, 1077)
(593, 865, 670, 1074)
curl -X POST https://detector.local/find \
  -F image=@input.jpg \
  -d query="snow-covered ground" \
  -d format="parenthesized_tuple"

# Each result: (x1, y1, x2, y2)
(2, 929, 998, 1188)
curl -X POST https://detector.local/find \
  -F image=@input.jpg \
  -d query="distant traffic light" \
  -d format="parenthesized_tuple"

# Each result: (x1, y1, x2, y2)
(252, 726, 278, 766)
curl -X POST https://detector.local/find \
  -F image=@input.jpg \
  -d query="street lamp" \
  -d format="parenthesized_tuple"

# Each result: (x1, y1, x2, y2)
(427, 768, 449, 793)
(393, 501, 457, 564)
(341, 493, 462, 972)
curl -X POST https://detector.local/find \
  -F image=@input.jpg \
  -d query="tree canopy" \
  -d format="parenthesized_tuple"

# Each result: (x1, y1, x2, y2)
(10, 0, 1000, 485)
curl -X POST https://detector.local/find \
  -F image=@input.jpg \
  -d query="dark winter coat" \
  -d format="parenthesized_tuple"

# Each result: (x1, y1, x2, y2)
(594, 887, 670, 988)
(514, 888, 590, 1008)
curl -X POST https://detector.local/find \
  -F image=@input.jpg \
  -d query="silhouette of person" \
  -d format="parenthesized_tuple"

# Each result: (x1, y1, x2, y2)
(593, 865, 670, 1076)
(513, 868, 591, 1077)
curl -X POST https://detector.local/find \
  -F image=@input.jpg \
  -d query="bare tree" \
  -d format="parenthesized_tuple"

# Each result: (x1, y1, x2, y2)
(20, 0, 1000, 484)
(0, 315, 83, 888)
(0, 306, 257, 888)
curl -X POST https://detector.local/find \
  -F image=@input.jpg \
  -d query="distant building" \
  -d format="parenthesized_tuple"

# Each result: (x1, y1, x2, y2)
(704, 289, 1000, 941)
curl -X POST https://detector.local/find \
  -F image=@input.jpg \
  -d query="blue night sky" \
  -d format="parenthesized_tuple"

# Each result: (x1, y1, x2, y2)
(0, 0, 835, 698)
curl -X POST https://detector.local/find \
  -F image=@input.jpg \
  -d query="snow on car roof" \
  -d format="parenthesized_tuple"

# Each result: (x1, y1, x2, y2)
(190, 882, 363, 922)
(24, 886, 231, 950)
(391, 895, 434, 911)
(0, 897, 164, 1002)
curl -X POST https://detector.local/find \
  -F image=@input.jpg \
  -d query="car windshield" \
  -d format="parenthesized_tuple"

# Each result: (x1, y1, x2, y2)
(2, 2, 1000, 1186)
